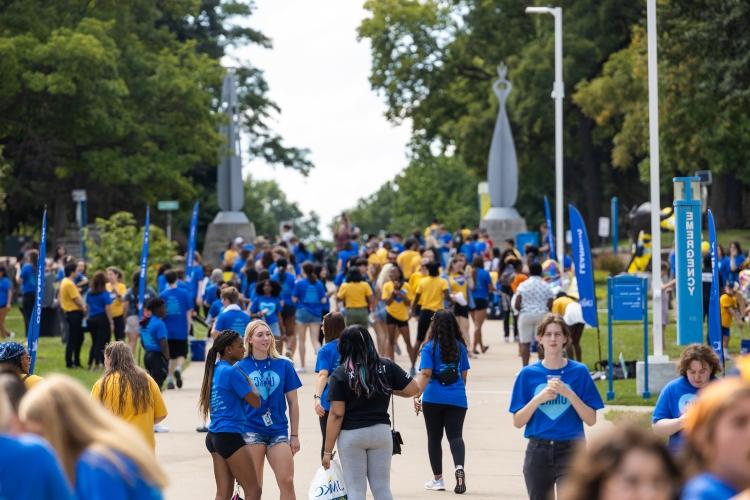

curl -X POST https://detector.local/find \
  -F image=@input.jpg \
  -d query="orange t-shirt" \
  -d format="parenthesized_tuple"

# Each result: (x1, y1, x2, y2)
(510, 273, 528, 293)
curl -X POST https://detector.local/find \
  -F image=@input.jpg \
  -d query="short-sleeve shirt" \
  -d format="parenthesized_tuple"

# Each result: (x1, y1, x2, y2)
(328, 358, 412, 430)
(447, 273, 469, 298)
(214, 306, 251, 335)
(397, 250, 421, 279)
(123, 286, 157, 317)
(0, 434, 74, 500)
(337, 282, 372, 308)
(551, 296, 574, 316)
(381, 282, 411, 321)
(509, 360, 604, 441)
(20, 263, 36, 294)
(271, 271, 296, 305)
(208, 360, 253, 434)
(86, 291, 112, 318)
(75, 449, 163, 500)
(141, 316, 168, 353)
(681, 473, 738, 500)
(0, 277, 11, 307)
(652, 376, 701, 452)
(419, 340, 470, 408)
(416, 276, 449, 312)
(516, 276, 554, 314)
(510, 273, 528, 293)
(471, 268, 492, 300)
(720, 293, 737, 328)
(106, 282, 128, 317)
(236, 356, 302, 435)
(59, 277, 83, 312)
(250, 295, 282, 325)
(293, 278, 326, 317)
(315, 339, 340, 411)
(160, 287, 193, 340)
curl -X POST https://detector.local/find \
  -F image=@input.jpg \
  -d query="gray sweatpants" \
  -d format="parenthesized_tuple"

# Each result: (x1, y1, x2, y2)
(338, 424, 393, 500)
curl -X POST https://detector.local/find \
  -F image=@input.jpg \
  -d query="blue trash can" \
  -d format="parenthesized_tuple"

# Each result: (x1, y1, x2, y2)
(741, 339, 750, 356)
(190, 339, 207, 362)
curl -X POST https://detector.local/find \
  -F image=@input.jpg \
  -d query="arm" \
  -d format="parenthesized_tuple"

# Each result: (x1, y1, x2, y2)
(411, 293, 421, 316)
(286, 390, 300, 454)
(551, 380, 597, 426)
(314, 369, 329, 417)
(652, 414, 685, 438)
(322, 401, 345, 469)
(105, 305, 114, 327)
(393, 378, 420, 398)
(512, 387, 558, 428)
(159, 338, 170, 361)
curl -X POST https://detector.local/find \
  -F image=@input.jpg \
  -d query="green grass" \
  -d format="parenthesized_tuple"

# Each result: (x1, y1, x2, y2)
(604, 409, 653, 429)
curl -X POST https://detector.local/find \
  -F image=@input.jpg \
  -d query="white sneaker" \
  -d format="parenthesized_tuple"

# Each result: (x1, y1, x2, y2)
(425, 478, 445, 491)
(154, 423, 170, 433)
(295, 366, 306, 373)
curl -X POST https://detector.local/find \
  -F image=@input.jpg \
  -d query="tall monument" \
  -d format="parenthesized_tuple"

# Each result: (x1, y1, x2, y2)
(203, 70, 256, 265)
(480, 64, 527, 243)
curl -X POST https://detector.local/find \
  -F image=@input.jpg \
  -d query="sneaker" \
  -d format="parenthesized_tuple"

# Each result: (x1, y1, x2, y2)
(154, 423, 170, 433)
(295, 366, 306, 374)
(174, 369, 183, 389)
(196, 425, 209, 433)
(454, 468, 466, 494)
(167, 381, 175, 390)
(424, 478, 445, 491)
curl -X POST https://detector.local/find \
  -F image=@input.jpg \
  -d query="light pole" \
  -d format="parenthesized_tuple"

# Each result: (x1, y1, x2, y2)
(526, 6, 564, 270)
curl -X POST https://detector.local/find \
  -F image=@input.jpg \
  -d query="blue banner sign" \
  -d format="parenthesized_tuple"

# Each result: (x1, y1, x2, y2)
(569, 204, 598, 327)
(706, 209, 723, 364)
(673, 177, 703, 345)
(543, 195, 556, 261)
(186, 201, 199, 282)
(137, 207, 151, 319)
(610, 277, 644, 321)
(28, 209, 47, 374)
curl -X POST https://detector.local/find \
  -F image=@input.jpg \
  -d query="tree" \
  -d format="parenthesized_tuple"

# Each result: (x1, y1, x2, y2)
(243, 176, 320, 241)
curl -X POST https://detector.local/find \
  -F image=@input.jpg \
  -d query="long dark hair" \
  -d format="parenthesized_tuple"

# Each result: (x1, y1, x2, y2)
(100, 342, 152, 415)
(426, 310, 465, 364)
(276, 258, 288, 282)
(199, 331, 241, 420)
(255, 278, 280, 297)
(337, 326, 388, 398)
(303, 262, 317, 283)
(90, 271, 107, 294)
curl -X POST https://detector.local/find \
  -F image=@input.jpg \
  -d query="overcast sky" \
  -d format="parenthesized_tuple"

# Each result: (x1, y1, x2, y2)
(228, 0, 412, 238)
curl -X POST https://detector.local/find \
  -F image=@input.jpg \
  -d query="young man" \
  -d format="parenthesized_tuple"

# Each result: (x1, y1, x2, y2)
(160, 269, 193, 389)
(211, 286, 251, 336)
(140, 297, 170, 389)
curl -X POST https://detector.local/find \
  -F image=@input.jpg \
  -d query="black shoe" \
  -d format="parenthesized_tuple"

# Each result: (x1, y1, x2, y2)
(196, 425, 209, 433)
(454, 468, 466, 494)
(167, 381, 175, 390)
(174, 369, 183, 389)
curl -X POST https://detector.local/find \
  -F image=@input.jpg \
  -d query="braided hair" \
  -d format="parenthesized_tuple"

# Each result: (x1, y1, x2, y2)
(199, 330, 241, 420)
(337, 326, 389, 398)
(426, 310, 465, 364)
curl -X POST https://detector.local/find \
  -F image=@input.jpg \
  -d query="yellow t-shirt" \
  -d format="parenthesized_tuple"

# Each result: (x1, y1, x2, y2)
(91, 372, 167, 450)
(448, 273, 469, 297)
(397, 250, 421, 279)
(375, 248, 388, 264)
(24, 374, 43, 390)
(552, 296, 574, 316)
(106, 282, 128, 318)
(720, 294, 738, 328)
(223, 249, 238, 267)
(382, 281, 412, 321)
(367, 252, 381, 267)
(337, 282, 373, 308)
(416, 276, 448, 312)
(59, 277, 82, 312)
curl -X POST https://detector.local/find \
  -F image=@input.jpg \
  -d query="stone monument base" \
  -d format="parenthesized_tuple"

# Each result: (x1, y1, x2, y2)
(480, 207, 527, 245)
(203, 211, 256, 267)
(636, 357, 676, 396)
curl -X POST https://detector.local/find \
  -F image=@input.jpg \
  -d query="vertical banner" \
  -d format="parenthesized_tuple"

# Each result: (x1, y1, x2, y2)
(569, 205, 598, 327)
(611, 196, 619, 254)
(28, 209, 47, 374)
(543, 195, 556, 261)
(706, 209, 723, 364)
(673, 177, 703, 345)
(185, 201, 200, 282)
(137, 207, 151, 320)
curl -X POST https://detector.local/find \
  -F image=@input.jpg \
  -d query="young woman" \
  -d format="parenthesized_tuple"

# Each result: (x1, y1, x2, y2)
(414, 310, 470, 494)
(91, 342, 167, 451)
(381, 265, 416, 373)
(0, 342, 43, 389)
(681, 377, 750, 499)
(123, 270, 158, 354)
(336, 268, 373, 328)
(413, 262, 450, 346)
(139, 298, 170, 388)
(314, 312, 345, 457)
(17, 249, 38, 336)
(251, 279, 284, 351)
(559, 424, 680, 500)
(237, 320, 302, 500)
(469, 255, 492, 355)
(446, 256, 471, 345)
(727, 241, 746, 285)
(199, 330, 262, 500)
(372, 262, 394, 355)
(271, 258, 297, 356)
(322, 325, 420, 500)
(86, 271, 113, 370)
(292, 262, 327, 373)
(19, 375, 168, 498)
(0, 266, 12, 338)
(509, 314, 604, 500)
(106, 267, 128, 342)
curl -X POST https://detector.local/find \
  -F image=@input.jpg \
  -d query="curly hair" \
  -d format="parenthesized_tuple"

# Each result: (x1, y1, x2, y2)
(677, 344, 721, 377)
(426, 310, 465, 364)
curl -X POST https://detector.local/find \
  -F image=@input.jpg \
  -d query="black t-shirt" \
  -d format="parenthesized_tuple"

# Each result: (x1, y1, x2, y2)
(328, 358, 412, 430)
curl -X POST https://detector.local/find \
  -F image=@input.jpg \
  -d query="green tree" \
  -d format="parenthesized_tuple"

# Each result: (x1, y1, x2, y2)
(243, 176, 320, 241)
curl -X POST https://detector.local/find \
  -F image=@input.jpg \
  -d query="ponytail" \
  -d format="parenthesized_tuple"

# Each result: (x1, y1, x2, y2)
(303, 262, 317, 284)
(199, 331, 240, 420)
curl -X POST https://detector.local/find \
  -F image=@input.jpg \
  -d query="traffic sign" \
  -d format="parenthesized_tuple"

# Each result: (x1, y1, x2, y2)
(157, 200, 179, 211)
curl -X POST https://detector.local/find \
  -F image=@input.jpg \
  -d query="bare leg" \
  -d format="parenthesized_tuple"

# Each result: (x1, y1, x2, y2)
(226, 446, 262, 500)
(399, 324, 416, 369)
(296, 323, 307, 369)
(0, 307, 8, 337)
(374, 321, 387, 355)
(473, 309, 487, 353)
(385, 323, 397, 360)
(267, 443, 296, 500)
(283, 315, 296, 357)
(248, 445, 267, 490)
(519, 342, 530, 366)
(457, 316, 470, 347)
(210, 453, 235, 500)
(309, 322, 322, 354)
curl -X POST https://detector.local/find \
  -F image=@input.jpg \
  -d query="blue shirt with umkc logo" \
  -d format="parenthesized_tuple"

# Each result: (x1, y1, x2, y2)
(652, 376, 704, 452)
(214, 306, 251, 335)
(209, 361, 253, 434)
(160, 286, 193, 340)
(315, 339, 340, 412)
(509, 360, 603, 441)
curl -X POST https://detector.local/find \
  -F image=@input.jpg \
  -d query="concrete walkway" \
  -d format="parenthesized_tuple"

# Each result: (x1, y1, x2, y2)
(156, 319, 616, 499)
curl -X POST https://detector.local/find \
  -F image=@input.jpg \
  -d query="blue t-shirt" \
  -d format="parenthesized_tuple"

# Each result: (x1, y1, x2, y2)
(232, 257, 246, 275)
(459, 242, 475, 262)
(187, 266, 204, 301)
(509, 360, 604, 441)
(337, 249, 357, 270)
(141, 316, 168, 353)
(20, 263, 36, 294)
(293, 278, 326, 316)
(0, 277, 11, 307)
(214, 307, 251, 335)
(0, 434, 74, 500)
(208, 301, 223, 321)
(652, 376, 701, 452)
(86, 291, 112, 318)
(472, 268, 492, 300)
(156, 274, 168, 294)
(236, 357, 302, 435)
(681, 473, 738, 500)
(203, 283, 219, 308)
(160, 287, 193, 340)
(209, 360, 253, 434)
(75, 448, 162, 500)
(251, 295, 282, 326)
(419, 340, 471, 408)
(271, 271, 296, 306)
(315, 339, 341, 412)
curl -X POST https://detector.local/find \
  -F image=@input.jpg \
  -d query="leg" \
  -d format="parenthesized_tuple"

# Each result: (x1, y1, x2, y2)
(0, 307, 9, 337)
(248, 445, 267, 490)
(501, 309, 510, 339)
(417, 309, 433, 346)
(523, 441, 555, 500)
(266, 443, 296, 500)
(127, 331, 139, 354)
(552, 442, 576, 497)
(385, 323, 397, 360)
(457, 316, 470, 346)
(284, 315, 296, 357)
(225, 446, 262, 500)
(365, 425, 394, 500)
(374, 321, 387, 355)
(68, 312, 84, 367)
(210, 453, 236, 500)
(308, 322, 321, 354)
(296, 323, 307, 369)
(337, 429, 369, 500)
(21, 292, 35, 335)
(422, 402, 446, 478)
(443, 406, 467, 468)
(566, 323, 584, 362)
(399, 324, 416, 368)
(473, 309, 487, 352)
(519, 343, 530, 366)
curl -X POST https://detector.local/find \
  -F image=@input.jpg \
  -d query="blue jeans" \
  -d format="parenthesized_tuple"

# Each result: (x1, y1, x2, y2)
(243, 432, 289, 447)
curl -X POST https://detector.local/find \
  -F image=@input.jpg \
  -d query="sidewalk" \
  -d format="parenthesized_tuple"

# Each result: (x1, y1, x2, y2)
(156, 318, 615, 499)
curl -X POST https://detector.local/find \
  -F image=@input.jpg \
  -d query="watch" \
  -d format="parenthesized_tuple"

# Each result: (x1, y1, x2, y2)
(313, 394, 321, 400)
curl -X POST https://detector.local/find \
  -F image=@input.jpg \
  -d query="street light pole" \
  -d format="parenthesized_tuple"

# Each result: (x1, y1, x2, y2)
(526, 6, 564, 269)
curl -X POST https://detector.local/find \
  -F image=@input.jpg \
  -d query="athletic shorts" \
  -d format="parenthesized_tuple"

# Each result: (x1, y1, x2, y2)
(721, 326, 730, 337)
(518, 312, 548, 344)
(205, 432, 245, 459)
(281, 303, 296, 319)
(167, 339, 188, 359)
(453, 303, 470, 318)
(243, 432, 289, 448)
(386, 313, 409, 328)
(471, 298, 489, 311)
(125, 315, 140, 335)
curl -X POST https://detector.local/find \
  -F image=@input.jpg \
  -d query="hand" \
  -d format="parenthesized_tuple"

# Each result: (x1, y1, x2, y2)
(314, 401, 325, 417)
(290, 436, 300, 455)
(535, 386, 558, 404)
(413, 397, 422, 415)
(322, 453, 332, 470)
(547, 379, 571, 399)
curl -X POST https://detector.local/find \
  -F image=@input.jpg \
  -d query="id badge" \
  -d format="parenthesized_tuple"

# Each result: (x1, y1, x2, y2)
(262, 410, 273, 427)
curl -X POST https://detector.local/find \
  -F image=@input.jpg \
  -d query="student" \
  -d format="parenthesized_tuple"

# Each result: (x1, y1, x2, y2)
(469, 255, 492, 355)
(446, 256, 471, 344)
(156, 263, 172, 294)
(106, 267, 128, 342)
(313, 312, 346, 456)
(59, 261, 86, 368)
(237, 321, 302, 499)
(0, 342, 43, 389)
(381, 265, 416, 373)
(19, 375, 168, 498)
(123, 270, 158, 355)
(213, 286, 252, 336)
(559, 424, 680, 500)
(199, 330, 262, 500)
(509, 314, 604, 500)
(140, 298, 170, 388)
(551, 292, 586, 362)
(337, 267, 374, 328)
(720, 283, 742, 354)
(271, 258, 297, 355)
(91, 342, 167, 450)
(250, 279, 284, 351)
(86, 271, 113, 370)
(397, 238, 422, 280)
(160, 269, 193, 389)
(652, 344, 720, 453)
(18, 249, 38, 336)
(681, 378, 750, 499)
(413, 262, 450, 346)
(414, 310, 470, 494)
(0, 266, 12, 338)
(292, 262, 327, 373)
(515, 262, 554, 366)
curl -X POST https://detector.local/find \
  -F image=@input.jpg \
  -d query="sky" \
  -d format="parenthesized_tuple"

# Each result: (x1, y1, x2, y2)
(228, 0, 412, 238)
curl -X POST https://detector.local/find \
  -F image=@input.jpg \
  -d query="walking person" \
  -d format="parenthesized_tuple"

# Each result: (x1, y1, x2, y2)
(160, 269, 193, 389)
(413, 310, 470, 494)
(381, 265, 416, 373)
(123, 270, 158, 355)
(413, 262, 450, 346)
(0, 266, 13, 338)
(199, 330, 262, 500)
(509, 314, 604, 500)
(469, 256, 492, 354)
(314, 312, 345, 458)
(515, 262, 554, 366)
(237, 320, 302, 500)
(336, 267, 374, 327)
(271, 258, 297, 356)
(250, 279, 284, 351)
(17, 249, 38, 336)
(86, 271, 113, 370)
(551, 292, 586, 362)
(446, 256, 471, 345)
(106, 267, 128, 342)
(292, 262, 327, 373)
(139, 298, 170, 389)
(322, 325, 420, 500)
(212, 286, 252, 336)
(59, 262, 86, 368)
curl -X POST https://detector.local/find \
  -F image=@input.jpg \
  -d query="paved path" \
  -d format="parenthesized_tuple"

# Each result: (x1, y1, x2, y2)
(156, 318, 615, 499)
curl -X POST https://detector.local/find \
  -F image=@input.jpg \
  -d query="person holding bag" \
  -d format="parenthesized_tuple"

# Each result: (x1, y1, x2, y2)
(413, 310, 470, 494)
(322, 325, 420, 500)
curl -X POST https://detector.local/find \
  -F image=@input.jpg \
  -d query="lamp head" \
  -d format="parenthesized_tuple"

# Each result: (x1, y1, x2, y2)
(525, 6, 554, 15)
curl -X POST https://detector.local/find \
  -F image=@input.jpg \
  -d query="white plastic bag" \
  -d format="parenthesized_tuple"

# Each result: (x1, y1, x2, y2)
(451, 291, 468, 307)
(308, 460, 348, 500)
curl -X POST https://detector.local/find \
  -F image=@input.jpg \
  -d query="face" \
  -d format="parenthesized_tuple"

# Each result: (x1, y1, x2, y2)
(730, 243, 738, 255)
(249, 325, 274, 355)
(76, 261, 85, 273)
(106, 270, 117, 282)
(685, 360, 712, 388)
(539, 322, 566, 354)
(262, 281, 272, 295)
(706, 396, 750, 489)
(599, 449, 675, 500)
(389, 268, 400, 282)
(224, 337, 245, 362)
(423, 249, 435, 261)
(319, 267, 329, 279)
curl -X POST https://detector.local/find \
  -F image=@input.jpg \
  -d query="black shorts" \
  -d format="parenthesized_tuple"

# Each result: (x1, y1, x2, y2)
(386, 313, 409, 328)
(281, 303, 296, 319)
(205, 432, 245, 459)
(417, 309, 436, 344)
(144, 351, 168, 388)
(453, 303, 470, 318)
(471, 298, 489, 311)
(167, 339, 188, 359)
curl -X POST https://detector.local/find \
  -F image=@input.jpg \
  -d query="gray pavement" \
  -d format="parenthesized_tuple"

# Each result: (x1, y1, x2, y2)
(156, 318, 615, 499)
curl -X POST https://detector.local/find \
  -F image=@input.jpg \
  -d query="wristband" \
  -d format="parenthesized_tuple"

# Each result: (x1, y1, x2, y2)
(323, 451, 334, 456)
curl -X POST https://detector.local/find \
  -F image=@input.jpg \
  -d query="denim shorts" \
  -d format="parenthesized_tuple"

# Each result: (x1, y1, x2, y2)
(295, 308, 321, 324)
(269, 321, 281, 337)
(243, 432, 289, 447)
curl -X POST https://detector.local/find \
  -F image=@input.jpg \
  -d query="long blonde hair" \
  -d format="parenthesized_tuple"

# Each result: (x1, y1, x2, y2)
(376, 262, 394, 290)
(18, 375, 168, 489)
(244, 320, 280, 359)
(99, 341, 152, 415)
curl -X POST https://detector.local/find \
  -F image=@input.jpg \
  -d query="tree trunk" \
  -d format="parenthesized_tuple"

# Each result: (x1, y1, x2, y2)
(710, 172, 742, 229)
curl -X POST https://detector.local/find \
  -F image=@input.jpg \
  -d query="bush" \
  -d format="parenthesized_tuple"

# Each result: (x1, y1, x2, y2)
(595, 252, 627, 276)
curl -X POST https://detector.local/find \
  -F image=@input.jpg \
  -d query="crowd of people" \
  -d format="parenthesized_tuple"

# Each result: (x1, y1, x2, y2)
(0, 217, 750, 499)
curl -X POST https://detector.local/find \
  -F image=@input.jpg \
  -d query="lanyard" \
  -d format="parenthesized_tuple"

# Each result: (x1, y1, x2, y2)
(250, 356, 272, 411)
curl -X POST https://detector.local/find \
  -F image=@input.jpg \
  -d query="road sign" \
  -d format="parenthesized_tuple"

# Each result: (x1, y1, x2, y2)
(611, 276, 645, 321)
(157, 200, 179, 211)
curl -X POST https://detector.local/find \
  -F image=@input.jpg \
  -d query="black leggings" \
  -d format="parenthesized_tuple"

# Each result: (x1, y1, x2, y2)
(423, 402, 467, 476)
(21, 292, 36, 336)
(112, 315, 126, 342)
(87, 314, 110, 367)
